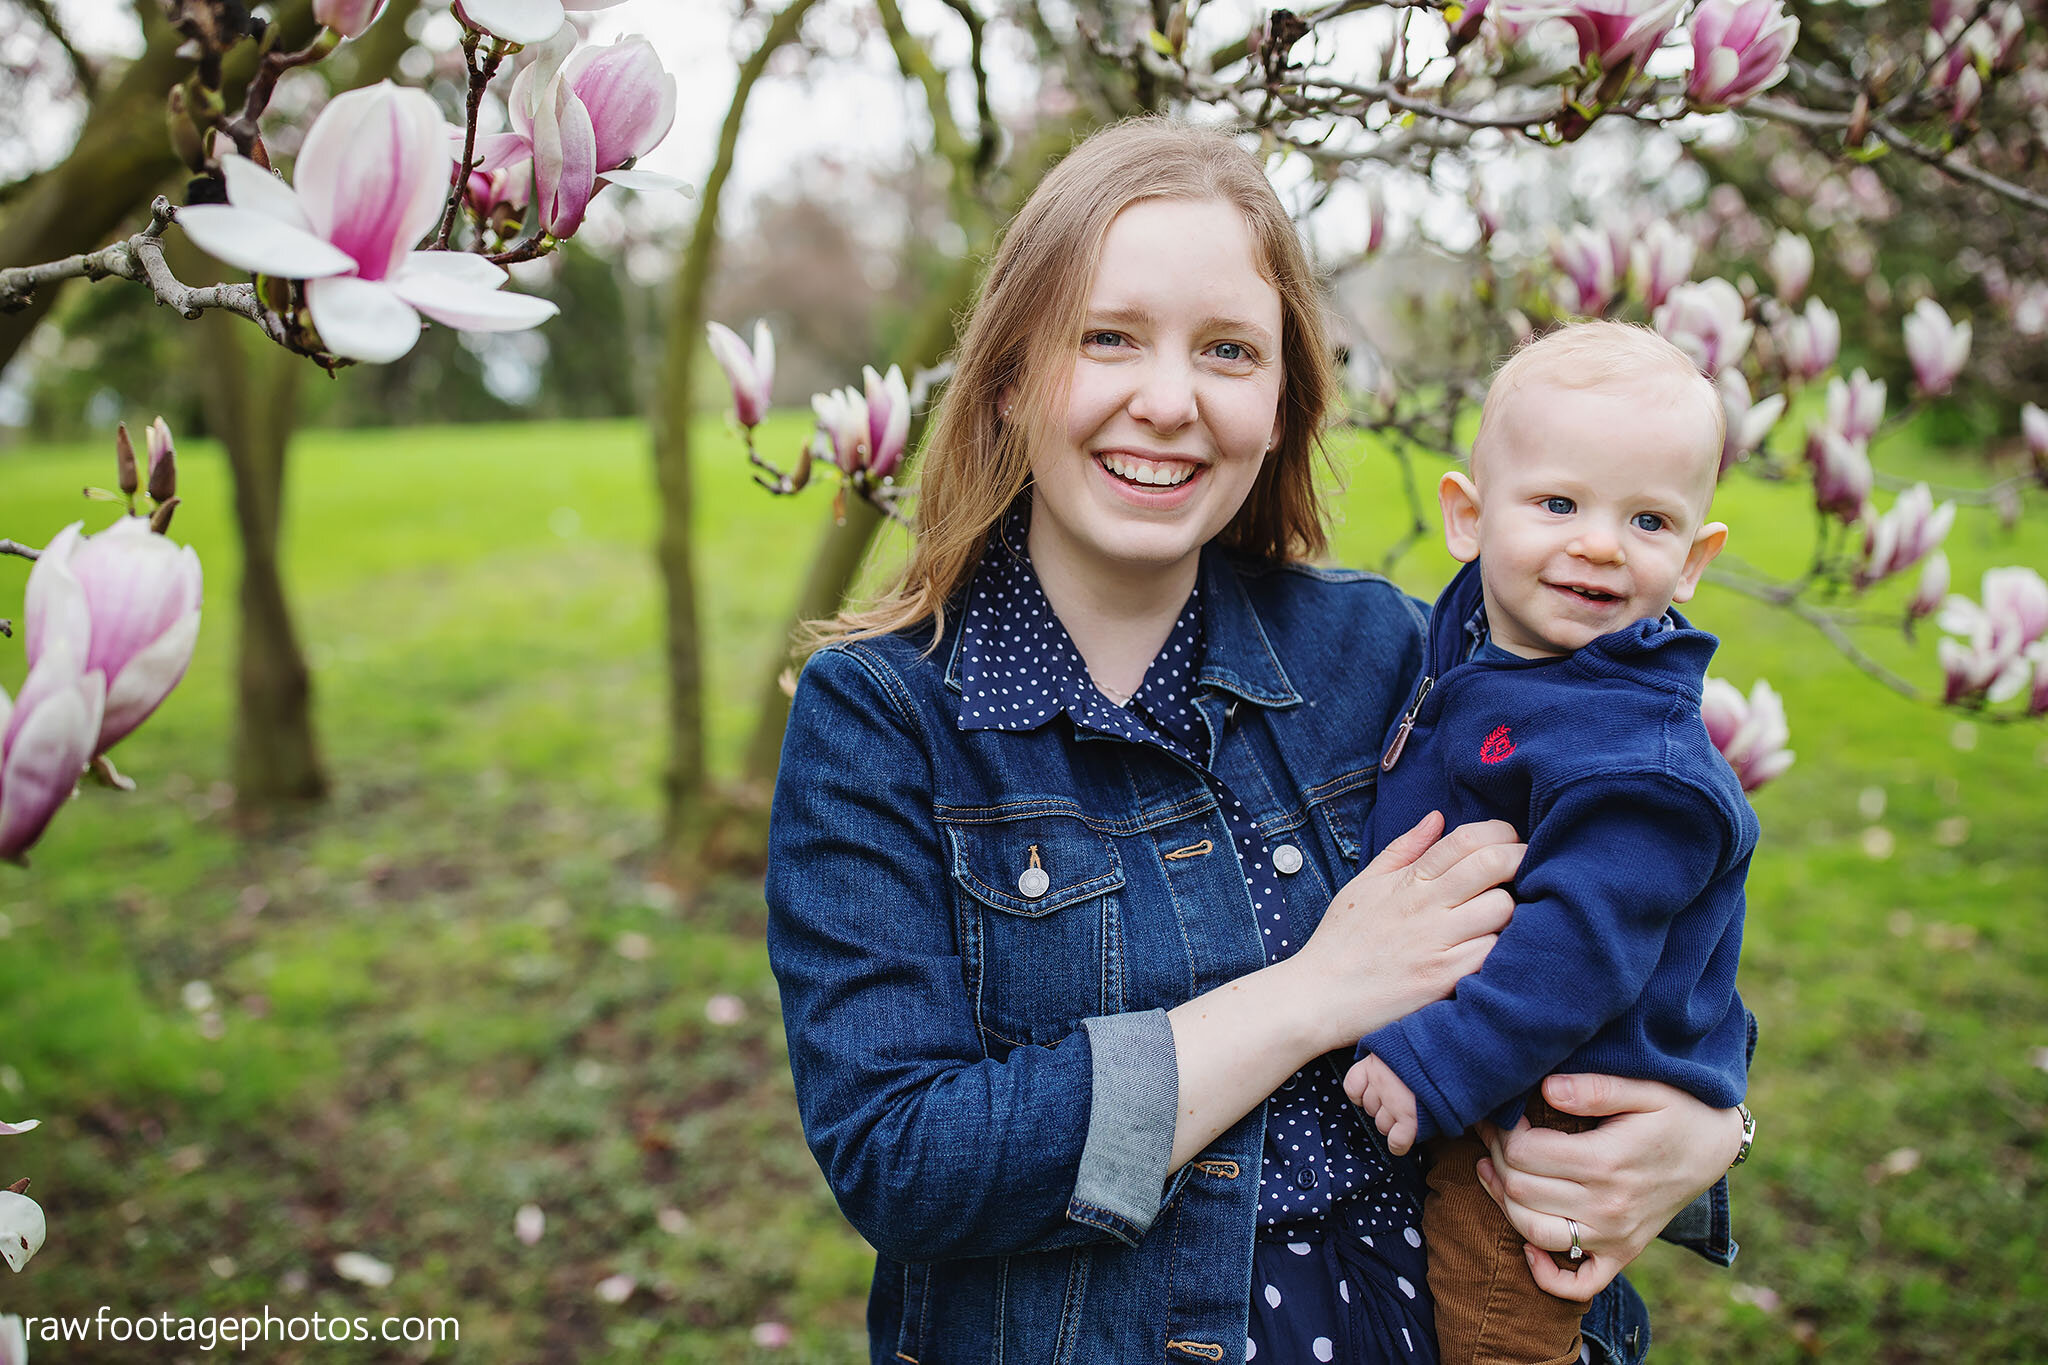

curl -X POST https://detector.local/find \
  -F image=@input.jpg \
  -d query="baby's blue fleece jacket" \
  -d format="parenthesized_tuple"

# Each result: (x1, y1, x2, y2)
(1358, 559, 1755, 1141)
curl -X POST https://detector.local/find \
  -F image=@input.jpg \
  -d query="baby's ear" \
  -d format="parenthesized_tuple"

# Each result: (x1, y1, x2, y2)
(1438, 471, 1483, 563)
(1672, 521, 1728, 604)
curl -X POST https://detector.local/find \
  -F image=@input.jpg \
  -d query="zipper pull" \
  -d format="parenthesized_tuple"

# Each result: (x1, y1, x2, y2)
(1380, 674, 1434, 772)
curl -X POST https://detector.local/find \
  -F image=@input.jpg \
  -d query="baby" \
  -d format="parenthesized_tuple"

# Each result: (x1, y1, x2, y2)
(1346, 320, 1756, 1365)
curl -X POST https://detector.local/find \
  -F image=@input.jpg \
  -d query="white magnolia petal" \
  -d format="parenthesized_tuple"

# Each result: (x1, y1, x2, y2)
(471, 131, 534, 176)
(219, 154, 316, 233)
(389, 272, 558, 332)
(0, 1120, 39, 1136)
(0, 1191, 46, 1272)
(305, 276, 424, 363)
(461, 0, 569, 43)
(21, 522, 87, 669)
(394, 250, 510, 288)
(99, 608, 201, 753)
(175, 204, 357, 280)
(596, 167, 686, 192)
(296, 82, 451, 280)
(0, 667, 102, 862)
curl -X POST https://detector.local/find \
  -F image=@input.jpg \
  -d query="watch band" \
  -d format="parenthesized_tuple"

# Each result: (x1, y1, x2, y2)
(1729, 1102, 1756, 1169)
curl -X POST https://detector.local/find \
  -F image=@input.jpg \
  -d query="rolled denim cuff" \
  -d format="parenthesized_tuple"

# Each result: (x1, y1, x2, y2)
(1657, 1176, 1737, 1267)
(1068, 1010, 1179, 1246)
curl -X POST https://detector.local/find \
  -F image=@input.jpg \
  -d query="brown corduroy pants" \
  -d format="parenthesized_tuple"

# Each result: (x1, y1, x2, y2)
(1423, 1097, 1596, 1365)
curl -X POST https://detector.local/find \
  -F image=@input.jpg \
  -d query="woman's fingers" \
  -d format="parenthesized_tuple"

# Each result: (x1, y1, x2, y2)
(1416, 839, 1525, 909)
(1408, 817, 1520, 882)
(1523, 1245, 1619, 1302)
(1364, 809, 1446, 874)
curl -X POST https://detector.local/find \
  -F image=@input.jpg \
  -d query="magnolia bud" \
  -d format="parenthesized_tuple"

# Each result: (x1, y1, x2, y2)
(150, 497, 181, 535)
(166, 87, 206, 173)
(146, 419, 177, 502)
(115, 423, 139, 497)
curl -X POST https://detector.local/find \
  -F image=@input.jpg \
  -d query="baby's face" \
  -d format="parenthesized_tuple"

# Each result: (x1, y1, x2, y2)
(1454, 380, 1725, 658)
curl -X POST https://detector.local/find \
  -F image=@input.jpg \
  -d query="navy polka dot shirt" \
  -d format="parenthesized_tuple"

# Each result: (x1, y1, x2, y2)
(955, 508, 1427, 1241)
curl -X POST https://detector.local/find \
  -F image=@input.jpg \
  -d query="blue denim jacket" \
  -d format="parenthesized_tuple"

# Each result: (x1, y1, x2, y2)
(766, 546, 1723, 1365)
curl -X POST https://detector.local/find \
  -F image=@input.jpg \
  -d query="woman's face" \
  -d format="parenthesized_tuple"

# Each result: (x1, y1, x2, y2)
(1025, 197, 1285, 592)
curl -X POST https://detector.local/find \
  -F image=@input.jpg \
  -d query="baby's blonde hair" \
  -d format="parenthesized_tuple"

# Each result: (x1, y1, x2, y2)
(1472, 320, 1725, 488)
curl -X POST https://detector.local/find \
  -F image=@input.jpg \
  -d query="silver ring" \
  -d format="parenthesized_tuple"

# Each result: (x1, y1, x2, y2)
(1565, 1218, 1585, 1264)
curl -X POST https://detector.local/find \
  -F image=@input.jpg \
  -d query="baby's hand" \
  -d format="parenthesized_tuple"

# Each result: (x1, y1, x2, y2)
(1344, 1054, 1420, 1155)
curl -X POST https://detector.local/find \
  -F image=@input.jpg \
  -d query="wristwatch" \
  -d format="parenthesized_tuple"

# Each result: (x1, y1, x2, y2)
(1729, 1103, 1756, 1169)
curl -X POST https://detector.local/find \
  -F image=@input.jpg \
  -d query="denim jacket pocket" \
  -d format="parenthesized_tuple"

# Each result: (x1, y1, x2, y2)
(1303, 765, 1380, 868)
(943, 810, 1128, 1051)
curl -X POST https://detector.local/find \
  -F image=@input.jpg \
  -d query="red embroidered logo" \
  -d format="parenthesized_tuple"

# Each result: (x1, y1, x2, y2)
(1479, 725, 1516, 764)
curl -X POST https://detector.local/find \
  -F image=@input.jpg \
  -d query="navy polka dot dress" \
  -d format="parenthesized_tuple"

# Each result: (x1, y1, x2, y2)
(958, 508, 1436, 1364)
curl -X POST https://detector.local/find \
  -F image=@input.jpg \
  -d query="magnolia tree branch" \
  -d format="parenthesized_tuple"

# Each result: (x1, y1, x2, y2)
(0, 540, 44, 562)
(0, 199, 287, 345)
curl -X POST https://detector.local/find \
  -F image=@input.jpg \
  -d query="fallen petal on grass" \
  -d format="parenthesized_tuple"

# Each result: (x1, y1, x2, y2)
(595, 1272, 636, 1304)
(333, 1251, 394, 1287)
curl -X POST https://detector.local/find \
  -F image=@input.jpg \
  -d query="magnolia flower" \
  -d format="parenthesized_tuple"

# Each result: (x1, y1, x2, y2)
(25, 519, 202, 755)
(1857, 484, 1956, 589)
(1937, 567, 2048, 703)
(0, 1120, 38, 1137)
(1982, 566, 2048, 647)
(0, 1313, 23, 1365)
(2021, 402, 2047, 466)
(1717, 370, 1784, 476)
(477, 35, 681, 240)
(1806, 425, 1872, 523)
(1776, 298, 1840, 382)
(811, 387, 870, 472)
(1552, 223, 1618, 315)
(455, 0, 630, 45)
(0, 640, 104, 864)
(1700, 676, 1795, 792)
(179, 83, 558, 363)
(1911, 550, 1950, 620)
(1499, 0, 1685, 73)
(1654, 277, 1753, 376)
(145, 417, 175, 496)
(1765, 230, 1813, 305)
(0, 1190, 43, 1271)
(863, 364, 911, 479)
(1686, 0, 1797, 110)
(1903, 298, 1971, 397)
(706, 320, 774, 429)
(313, 0, 389, 37)
(1629, 220, 1694, 310)
(1825, 369, 1886, 444)
(1364, 178, 1388, 255)
(465, 162, 531, 223)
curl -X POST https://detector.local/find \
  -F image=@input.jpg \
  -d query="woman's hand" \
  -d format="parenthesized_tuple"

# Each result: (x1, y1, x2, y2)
(1283, 810, 1523, 1054)
(1472, 1073, 1748, 1301)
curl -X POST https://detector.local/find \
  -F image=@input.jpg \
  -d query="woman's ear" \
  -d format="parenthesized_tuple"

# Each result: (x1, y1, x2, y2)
(1438, 471, 1483, 563)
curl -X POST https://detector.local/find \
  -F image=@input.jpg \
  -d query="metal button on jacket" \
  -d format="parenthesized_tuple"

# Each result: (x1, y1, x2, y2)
(1272, 844, 1303, 875)
(1018, 866, 1050, 899)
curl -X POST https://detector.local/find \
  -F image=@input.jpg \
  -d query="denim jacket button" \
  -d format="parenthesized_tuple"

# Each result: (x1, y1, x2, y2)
(1272, 844, 1303, 875)
(1017, 867, 1050, 899)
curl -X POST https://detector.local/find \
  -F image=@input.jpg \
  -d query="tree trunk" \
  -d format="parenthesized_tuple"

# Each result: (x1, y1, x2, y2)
(183, 248, 326, 806)
(650, 0, 822, 887)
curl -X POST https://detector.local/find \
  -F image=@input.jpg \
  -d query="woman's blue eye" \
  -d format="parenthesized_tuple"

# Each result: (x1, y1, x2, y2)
(1543, 496, 1574, 515)
(1632, 512, 1667, 532)
(1212, 341, 1247, 361)
(1085, 331, 1125, 348)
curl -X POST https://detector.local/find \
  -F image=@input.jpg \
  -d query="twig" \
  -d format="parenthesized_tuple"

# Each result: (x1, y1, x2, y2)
(1707, 570, 1925, 701)
(0, 541, 42, 562)
(0, 199, 289, 346)
(437, 32, 510, 250)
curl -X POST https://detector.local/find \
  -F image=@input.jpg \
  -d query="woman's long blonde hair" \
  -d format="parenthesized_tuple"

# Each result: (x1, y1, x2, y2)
(805, 118, 1337, 654)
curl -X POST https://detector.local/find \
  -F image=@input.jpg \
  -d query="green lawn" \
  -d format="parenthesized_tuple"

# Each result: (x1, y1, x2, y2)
(0, 414, 2043, 1362)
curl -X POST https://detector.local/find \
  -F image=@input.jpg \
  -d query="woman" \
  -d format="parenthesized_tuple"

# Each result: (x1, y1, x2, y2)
(766, 119, 1748, 1365)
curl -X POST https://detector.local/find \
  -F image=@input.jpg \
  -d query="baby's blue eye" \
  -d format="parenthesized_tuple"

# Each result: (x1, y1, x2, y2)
(1632, 512, 1666, 532)
(1542, 496, 1574, 515)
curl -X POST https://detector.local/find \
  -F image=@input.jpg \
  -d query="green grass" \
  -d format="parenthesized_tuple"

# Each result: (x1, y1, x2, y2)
(1, 414, 2044, 1362)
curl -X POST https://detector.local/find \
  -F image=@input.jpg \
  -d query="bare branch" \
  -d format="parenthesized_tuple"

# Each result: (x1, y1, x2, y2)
(1707, 570, 1927, 702)
(18, 0, 99, 97)
(0, 199, 289, 347)
(1747, 95, 2048, 216)
(0, 540, 44, 562)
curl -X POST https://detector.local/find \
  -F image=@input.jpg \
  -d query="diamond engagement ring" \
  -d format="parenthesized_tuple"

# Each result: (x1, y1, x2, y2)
(1565, 1218, 1585, 1264)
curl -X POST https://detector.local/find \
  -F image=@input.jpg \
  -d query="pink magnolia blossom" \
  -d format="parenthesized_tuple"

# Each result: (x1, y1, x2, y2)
(2021, 401, 2047, 466)
(1825, 369, 1886, 444)
(179, 82, 558, 363)
(0, 1120, 39, 1136)
(1700, 676, 1795, 791)
(1653, 277, 1753, 376)
(1629, 220, 1694, 310)
(811, 386, 871, 473)
(1686, 0, 1797, 110)
(1910, 550, 1950, 620)
(863, 364, 911, 479)
(1717, 370, 1785, 476)
(145, 416, 175, 487)
(476, 35, 681, 240)
(706, 320, 774, 429)
(313, 0, 389, 37)
(1499, 0, 1685, 74)
(1903, 298, 1972, 396)
(1775, 297, 1840, 382)
(1765, 229, 1812, 304)
(26, 518, 202, 755)
(1364, 179, 1388, 255)
(0, 1313, 22, 1365)
(1552, 223, 1618, 315)
(0, 638, 104, 863)
(455, 0, 631, 45)
(1937, 567, 2048, 704)
(1857, 483, 1956, 589)
(465, 162, 531, 221)
(1806, 425, 1873, 523)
